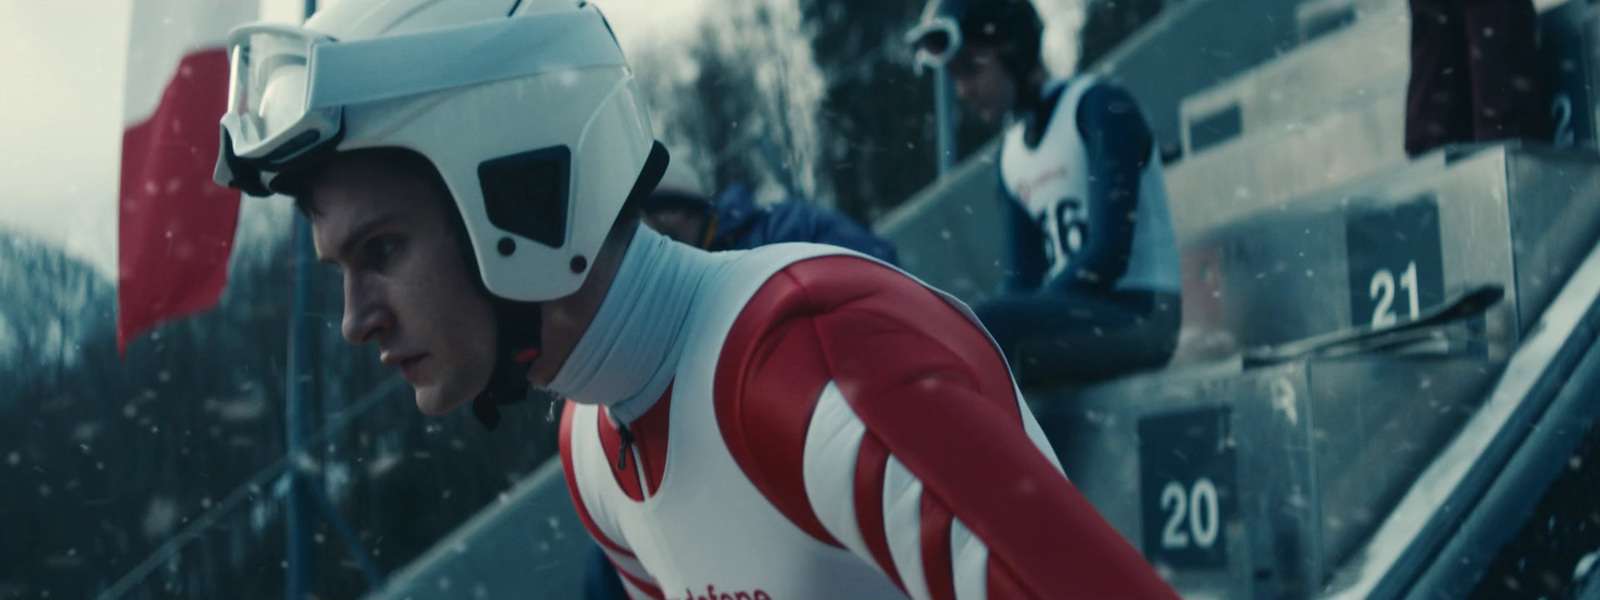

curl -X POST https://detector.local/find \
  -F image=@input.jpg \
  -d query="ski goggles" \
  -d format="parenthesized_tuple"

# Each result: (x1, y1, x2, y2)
(215, 6, 628, 195)
(905, 17, 964, 73)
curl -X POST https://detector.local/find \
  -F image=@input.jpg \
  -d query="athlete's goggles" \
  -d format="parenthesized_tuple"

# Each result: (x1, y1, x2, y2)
(214, 8, 628, 196)
(906, 17, 964, 73)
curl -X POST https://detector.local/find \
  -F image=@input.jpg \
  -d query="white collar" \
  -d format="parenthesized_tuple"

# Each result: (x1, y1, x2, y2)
(544, 224, 720, 424)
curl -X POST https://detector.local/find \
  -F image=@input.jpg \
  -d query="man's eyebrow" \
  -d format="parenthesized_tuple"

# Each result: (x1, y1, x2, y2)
(321, 213, 401, 264)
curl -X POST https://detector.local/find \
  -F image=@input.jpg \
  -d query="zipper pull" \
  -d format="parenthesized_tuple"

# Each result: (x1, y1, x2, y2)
(616, 423, 635, 471)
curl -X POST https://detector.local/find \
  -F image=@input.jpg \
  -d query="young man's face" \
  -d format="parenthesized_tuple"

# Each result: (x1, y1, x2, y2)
(308, 153, 497, 416)
(642, 207, 708, 248)
(948, 44, 1017, 124)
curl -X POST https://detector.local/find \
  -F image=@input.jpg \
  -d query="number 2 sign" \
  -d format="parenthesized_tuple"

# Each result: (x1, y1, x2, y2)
(1346, 195, 1445, 328)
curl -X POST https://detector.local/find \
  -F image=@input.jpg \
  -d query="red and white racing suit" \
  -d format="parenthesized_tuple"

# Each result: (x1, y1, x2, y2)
(556, 225, 1177, 600)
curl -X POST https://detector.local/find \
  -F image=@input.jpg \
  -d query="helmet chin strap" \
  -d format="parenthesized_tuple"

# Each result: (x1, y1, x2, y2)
(471, 299, 545, 430)
(470, 141, 673, 431)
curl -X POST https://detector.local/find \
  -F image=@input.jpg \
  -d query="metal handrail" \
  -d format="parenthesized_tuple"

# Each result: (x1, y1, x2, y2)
(1404, 328, 1600, 598)
(1321, 237, 1600, 600)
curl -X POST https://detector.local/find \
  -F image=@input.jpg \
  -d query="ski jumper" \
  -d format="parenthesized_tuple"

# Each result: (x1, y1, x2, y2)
(975, 74, 1182, 387)
(557, 225, 1177, 600)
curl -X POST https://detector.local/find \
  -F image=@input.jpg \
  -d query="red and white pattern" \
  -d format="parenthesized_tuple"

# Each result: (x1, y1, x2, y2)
(117, 0, 262, 352)
(561, 246, 1178, 600)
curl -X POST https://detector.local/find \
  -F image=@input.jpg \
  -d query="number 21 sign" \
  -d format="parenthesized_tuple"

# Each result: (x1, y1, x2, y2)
(1346, 195, 1445, 328)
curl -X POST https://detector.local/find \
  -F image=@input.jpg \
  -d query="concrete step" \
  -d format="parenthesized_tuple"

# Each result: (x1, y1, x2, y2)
(1166, 90, 1410, 245)
(1033, 352, 1503, 599)
(1178, 144, 1600, 362)
(1179, 7, 1409, 157)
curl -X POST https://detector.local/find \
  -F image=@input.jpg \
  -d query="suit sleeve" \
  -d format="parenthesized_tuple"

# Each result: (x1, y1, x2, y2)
(715, 258, 1179, 600)
(998, 175, 1048, 293)
(1050, 82, 1153, 292)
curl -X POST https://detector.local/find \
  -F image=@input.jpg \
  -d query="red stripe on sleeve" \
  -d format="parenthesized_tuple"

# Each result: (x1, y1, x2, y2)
(921, 495, 958, 600)
(790, 257, 1178, 599)
(988, 559, 1025, 600)
(713, 256, 1175, 598)
(714, 272, 840, 548)
(854, 435, 905, 593)
(847, 382, 1176, 598)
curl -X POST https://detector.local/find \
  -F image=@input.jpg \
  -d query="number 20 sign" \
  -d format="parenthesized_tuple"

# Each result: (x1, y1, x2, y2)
(1139, 407, 1236, 568)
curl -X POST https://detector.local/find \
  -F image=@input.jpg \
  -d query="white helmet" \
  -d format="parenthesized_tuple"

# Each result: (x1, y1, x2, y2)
(215, 0, 668, 428)
(215, 0, 663, 303)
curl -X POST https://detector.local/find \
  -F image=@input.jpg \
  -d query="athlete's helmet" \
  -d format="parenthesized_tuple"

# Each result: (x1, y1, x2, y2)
(642, 149, 714, 214)
(907, 0, 1044, 79)
(215, 0, 660, 304)
(213, 0, 667, 428)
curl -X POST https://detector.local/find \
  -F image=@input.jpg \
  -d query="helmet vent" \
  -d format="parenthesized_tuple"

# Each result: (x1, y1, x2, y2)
(479, 145, 572, 251)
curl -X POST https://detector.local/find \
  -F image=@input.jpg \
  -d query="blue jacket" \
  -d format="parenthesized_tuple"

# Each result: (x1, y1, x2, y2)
(708, 183, 900, 266)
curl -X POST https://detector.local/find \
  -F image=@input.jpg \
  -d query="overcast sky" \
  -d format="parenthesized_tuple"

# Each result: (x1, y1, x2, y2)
(0, 0, 1078, 278)
(0, 1, 132, 278)
(0, 0, 711, 279)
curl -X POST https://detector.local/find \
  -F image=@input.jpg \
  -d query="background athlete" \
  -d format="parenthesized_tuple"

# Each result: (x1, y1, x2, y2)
(640, 156, 900, 264)
(908, 0, 1183, 388)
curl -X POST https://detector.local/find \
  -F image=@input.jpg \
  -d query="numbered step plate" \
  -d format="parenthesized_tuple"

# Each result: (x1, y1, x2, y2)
(1139, 406, 1237, 569)
(1346, 194, 1445, 327)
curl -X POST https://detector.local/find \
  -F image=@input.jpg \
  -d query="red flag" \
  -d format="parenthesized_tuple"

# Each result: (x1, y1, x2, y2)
(117, 1, 258, 354)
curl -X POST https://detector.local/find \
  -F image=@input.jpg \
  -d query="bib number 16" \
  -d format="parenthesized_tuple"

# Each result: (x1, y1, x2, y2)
(1037, 198, 1088, 277)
